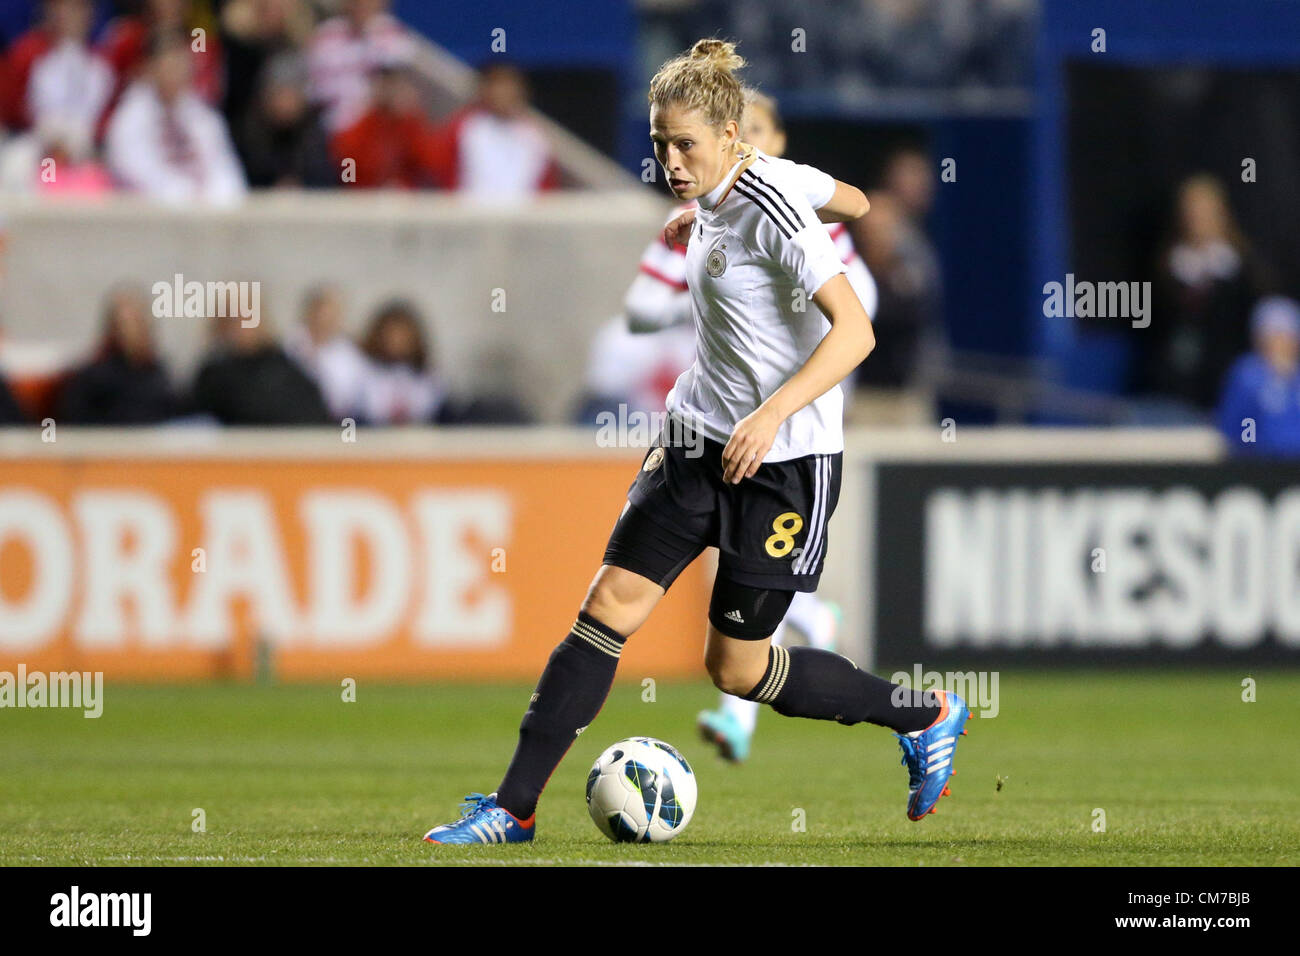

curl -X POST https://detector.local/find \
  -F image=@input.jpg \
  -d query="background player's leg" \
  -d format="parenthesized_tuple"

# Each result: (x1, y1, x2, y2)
(712, 591, 838, 742)
(711, 590, 834, 742)
(717, 624, 782, 735)
(700, 618, 784, 760)
(495, 565, 663, 820)
(717, 693, 760, 735)
(783, 590, 839, 652)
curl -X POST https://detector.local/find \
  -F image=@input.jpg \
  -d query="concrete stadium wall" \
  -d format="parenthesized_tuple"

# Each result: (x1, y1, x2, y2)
(0, 192, 671, 423)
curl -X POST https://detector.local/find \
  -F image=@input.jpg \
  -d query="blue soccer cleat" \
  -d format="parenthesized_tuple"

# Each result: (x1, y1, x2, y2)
(697, 708, 752, 762)
(423, 792, 535, 844)
(896, 690, 971, 821)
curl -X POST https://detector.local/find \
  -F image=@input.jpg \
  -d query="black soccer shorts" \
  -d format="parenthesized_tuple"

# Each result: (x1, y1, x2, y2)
(602, 415, 842, 593)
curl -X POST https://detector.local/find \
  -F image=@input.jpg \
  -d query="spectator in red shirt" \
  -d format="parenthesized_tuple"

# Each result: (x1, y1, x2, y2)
(2, 0, 71, 130)
(331, 54, 441, 189)
(430, 62, 560, 200)
(25, 0, 113, 139)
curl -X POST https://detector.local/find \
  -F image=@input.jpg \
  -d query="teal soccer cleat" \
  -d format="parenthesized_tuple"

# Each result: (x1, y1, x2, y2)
(423, 792, 535, 844)
(697, 708, 752, 763)
(896, 690, 971, 821)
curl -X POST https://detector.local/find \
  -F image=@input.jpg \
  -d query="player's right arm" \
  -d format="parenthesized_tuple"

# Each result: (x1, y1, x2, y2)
(721, 171, 873, 483)
(624, 266, 693, 333)
(628, 206, 696, 333)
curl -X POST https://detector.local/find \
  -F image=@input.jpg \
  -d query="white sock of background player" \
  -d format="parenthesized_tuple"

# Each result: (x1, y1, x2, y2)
(716, 593, 840, 735)
(717, 620, 788, 735)
(783, 591, 839, 651)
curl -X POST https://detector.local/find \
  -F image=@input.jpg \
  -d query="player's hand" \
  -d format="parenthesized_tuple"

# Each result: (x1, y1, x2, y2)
(663, 207, 696, 248)
(722, 405, 781, 484)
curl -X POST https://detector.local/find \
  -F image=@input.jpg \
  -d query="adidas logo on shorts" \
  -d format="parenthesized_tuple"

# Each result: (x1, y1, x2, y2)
(724, 609, 745, 623)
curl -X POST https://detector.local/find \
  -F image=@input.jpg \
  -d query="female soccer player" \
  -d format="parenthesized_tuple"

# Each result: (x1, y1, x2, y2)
(424, 39, 969, 845)
(626, 87, 879, 763)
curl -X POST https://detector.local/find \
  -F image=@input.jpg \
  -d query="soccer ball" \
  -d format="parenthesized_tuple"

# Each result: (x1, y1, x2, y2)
(585, 736, 697, 843)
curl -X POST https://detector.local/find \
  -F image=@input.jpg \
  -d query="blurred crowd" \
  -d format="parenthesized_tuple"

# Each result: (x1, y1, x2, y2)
(0, 283, 533, 426)
(2, 0, 1296, 455)
(641, 0, 1037, 98)
(1136, 172, 1300, 456)
(0, 0, 560, 201)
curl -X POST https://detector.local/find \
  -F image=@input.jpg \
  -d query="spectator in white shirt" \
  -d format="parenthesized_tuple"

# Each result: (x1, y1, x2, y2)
(105, 32, 247, 205)
(306, 0, 413, 132)
(430, 62, 560, 200)
(284, 284, 369, 421)
(356, 299, 445, 425)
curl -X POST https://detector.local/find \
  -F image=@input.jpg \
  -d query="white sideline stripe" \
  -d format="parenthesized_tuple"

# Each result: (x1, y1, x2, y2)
(927, 747, 954, 763)
(927, 757, 952, 773)
(926, 736, 955, 752)
(26, 856, 808, 867)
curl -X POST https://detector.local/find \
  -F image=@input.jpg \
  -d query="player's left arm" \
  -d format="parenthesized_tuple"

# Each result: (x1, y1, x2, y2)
(781, 158, 868, 223)
(721, 273, 874, 482)
(815, 180, 870, 223)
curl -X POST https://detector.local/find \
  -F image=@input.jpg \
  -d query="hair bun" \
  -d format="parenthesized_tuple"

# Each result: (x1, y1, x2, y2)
(689, 38, 746, 73)
(648, 39, 746, 128)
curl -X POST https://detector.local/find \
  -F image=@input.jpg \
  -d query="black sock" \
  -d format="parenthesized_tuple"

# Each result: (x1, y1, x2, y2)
(495, 611, 626, 819)
(743, 646, 941, 733)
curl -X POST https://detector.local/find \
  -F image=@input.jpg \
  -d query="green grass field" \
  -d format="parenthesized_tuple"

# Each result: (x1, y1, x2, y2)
(2, 670, 1297, 866)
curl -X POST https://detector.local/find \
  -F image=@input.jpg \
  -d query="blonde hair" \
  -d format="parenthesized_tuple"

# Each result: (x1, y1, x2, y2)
(648, 38, 746, 130)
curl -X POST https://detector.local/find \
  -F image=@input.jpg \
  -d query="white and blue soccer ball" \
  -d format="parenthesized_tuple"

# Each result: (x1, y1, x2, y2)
(585, 736, 697, 843)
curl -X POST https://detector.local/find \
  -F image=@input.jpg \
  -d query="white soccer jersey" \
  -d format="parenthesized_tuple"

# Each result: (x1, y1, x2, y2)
(666, 148, 852, 461)
(627, 181, 877, 332)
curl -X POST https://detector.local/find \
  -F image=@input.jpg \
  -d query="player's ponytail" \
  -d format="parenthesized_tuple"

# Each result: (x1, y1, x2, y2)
(648, 38, 746, 130)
